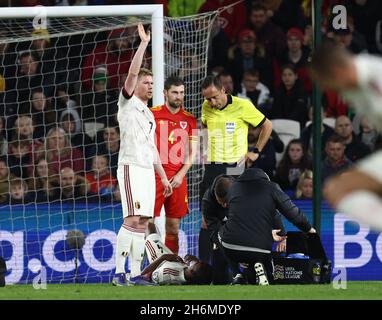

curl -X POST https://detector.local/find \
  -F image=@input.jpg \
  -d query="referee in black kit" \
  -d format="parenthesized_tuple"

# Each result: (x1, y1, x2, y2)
(216, 167, 316, 285)
(198, 75, 273, 263)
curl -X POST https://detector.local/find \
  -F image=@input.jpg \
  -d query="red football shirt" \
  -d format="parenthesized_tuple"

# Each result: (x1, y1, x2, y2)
(151, 105, 197, 175)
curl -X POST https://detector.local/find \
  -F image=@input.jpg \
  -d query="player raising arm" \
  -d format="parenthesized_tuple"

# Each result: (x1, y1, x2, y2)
(113, 23, 172, 286)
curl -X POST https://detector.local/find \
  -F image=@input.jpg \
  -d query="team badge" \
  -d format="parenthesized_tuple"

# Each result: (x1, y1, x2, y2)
(135, 201, 141, 210)
(180, 121, 187, 129)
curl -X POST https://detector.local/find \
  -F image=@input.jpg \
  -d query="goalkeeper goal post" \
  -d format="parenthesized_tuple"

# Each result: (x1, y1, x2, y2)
(0, 5, 217, 284)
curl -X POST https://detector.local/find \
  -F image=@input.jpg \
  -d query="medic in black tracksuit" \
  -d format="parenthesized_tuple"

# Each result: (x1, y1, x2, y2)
(202, 170, 286, 284)
(219, 168, 314, 284)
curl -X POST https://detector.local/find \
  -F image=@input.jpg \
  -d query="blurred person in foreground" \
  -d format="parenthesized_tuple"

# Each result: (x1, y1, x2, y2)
(310, 39, 382, 231)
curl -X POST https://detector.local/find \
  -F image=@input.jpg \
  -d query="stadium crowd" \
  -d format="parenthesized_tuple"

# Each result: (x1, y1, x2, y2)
(0, 0, 381, 207)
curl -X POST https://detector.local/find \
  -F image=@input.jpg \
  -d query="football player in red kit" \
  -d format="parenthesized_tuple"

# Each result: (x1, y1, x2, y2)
(151, 76, 198, 254)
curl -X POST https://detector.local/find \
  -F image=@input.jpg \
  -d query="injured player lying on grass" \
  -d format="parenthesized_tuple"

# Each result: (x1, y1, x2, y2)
(128, 224, 213, 286)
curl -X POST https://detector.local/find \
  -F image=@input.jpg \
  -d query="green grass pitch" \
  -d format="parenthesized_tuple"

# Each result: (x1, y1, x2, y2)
(1, 282, 382, 300)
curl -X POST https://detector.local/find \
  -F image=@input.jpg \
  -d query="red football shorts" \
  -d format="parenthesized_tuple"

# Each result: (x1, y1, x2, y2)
(154, 175, 189, 218)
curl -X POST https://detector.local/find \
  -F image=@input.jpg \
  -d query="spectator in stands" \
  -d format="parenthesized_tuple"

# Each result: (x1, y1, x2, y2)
(11, 115, 45, 176)
(295, 170, 313, 200)
(322, 134, 353, 183)
(229, 28, 273, 92)
(346, 0, 382, 54)
(163, 32, 182, 78)
(270, 0, 307, 31)
(30, 28, 68, 93)
(208, 18, 230, 74)
(8, 178, 32, 205)
(0, 156, 12, 204)
(45, 127, 84, 176)
(96, 121, 120, 178)
(334, 115, 371, 162)
(29, 157, 57, 203)
(246, 124, 276, 179)
(246, 3, 287, 58)
(54, 84, 77, 118)
(322, 88, 349, 118)
(0, 28, 17, 96)
(330, 25, 368, 54)
(218, 72, 234, 95)
(270, 64, 308, 128)
(0, 117, 7, 156)
(80, 66, 118, 126)
(7, 140, 31, 181)
(21, 88, 57, 139)
(81, 27, 136, 92)
(237, 69, 271, 116)
(59, 108, 95, 171)
(274, 139, 312, 190)
(301, 106, 335, 158)
(12, 115, 35, 142)
(51, 167, 89, 202)
(358, 115, 382, 152)
(274, 27, 312, 93)
(85, 155, 117, 201)
(10, 51, 44, 111)
(199, 0, 248, 44)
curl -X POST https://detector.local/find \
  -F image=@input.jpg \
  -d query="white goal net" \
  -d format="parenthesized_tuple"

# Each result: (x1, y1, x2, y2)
(0, 6, 217, 284)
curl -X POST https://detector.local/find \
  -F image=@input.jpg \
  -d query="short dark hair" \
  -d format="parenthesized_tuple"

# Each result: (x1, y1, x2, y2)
(164, 76, 184, 90)
(201, 75, 223, 91)
(243, 69, 260, 79)
(214, 175, 234, 200)
(188, 262, 213, 285)
(326, 134, 345, 145)
(18, 50, 38, 62)
(281, 63, 297, 74)
(310, 38, 352, 77)
(251, 3, 267, 13)
(218, 71, 233, 79)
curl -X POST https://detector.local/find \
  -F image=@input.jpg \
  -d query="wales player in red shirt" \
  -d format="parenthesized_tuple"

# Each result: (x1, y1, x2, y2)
(151, 76, 198, 254)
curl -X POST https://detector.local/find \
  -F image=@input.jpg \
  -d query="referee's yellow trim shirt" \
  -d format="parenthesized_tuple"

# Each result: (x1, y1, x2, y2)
(201, 95, 266, 163)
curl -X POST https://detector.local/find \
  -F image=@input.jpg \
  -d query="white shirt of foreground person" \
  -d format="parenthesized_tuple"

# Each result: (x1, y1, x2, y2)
(341, 54, 382, 132)
(117, 92, 156, 169)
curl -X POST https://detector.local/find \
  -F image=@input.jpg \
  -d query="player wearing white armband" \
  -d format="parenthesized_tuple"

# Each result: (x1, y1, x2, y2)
(112, 23, 172, 286)
(310, 39, 382, 231)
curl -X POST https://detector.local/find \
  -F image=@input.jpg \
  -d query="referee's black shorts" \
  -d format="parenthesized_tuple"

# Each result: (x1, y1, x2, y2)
(199, 162, 241, 204)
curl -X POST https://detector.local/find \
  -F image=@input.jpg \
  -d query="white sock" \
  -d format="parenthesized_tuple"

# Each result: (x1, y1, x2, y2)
(115, 224, 134, 274)
(337, 191, 382, 232)
(145, 233, 173, 264)
(129, 230, 146, 277)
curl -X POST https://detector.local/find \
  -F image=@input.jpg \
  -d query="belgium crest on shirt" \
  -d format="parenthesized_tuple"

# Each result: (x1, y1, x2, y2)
(135, 201, 141, 210)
